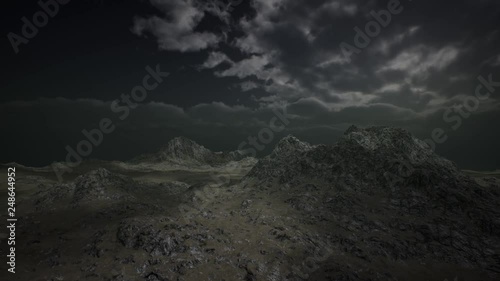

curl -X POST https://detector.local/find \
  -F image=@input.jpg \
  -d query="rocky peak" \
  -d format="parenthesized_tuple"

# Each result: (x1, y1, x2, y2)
(167, 136, 204, 149)
(270, 135, 313, 158)
(158, 137, 211, 162)
(344, 124, 360, 135)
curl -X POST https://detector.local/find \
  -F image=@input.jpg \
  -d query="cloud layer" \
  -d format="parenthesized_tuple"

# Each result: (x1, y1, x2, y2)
(133, 0, 500, 115)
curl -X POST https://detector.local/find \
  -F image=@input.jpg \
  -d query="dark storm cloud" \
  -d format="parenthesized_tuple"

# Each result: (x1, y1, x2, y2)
(190, 0, 500, 114)
(132, 0, 221, 52)
(136, 0, 500, 113)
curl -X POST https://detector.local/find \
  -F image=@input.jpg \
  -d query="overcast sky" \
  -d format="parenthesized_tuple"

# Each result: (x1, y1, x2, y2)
(1, 0, 499, 170)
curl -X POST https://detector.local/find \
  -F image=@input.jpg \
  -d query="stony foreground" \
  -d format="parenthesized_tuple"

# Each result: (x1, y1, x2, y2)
(1, 126, 499, 281)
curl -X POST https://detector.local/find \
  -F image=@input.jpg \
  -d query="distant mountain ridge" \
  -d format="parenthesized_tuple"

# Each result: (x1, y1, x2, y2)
(131, 136, 250, 167)
(247, 125, 462, 185)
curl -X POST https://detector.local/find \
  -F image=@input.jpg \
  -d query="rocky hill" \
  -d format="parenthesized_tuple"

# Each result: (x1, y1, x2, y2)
(243, 126, 500, 279)
(248, 126, 469, 187)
